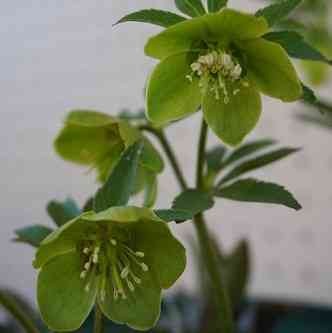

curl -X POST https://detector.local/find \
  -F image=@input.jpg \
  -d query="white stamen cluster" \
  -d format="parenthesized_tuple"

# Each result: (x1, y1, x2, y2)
(186, 50, 249, 103)
(80, 238, 149, 302)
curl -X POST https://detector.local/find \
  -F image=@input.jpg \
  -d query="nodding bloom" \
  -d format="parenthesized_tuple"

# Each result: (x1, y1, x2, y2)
(34, 206, 186, 331)
(145, 8, 302, 146)
(54, 110, 164, 204)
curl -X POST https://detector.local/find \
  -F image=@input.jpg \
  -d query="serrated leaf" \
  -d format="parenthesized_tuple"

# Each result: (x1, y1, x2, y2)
(94, 141, 143, 212)
(154, 209, 193, 223)
(175, 0, 206, 17)
(222, 139, 276, 167)
(172, 189, 214, 216)
(207, 0, 228, 13)
(47, 198, 81, 227)
(115, 9, 187, 27)
(264, 31, 332, 65)
(14, 225, 53, 247)
(217, 178, 302, 210)
(219, 147, 299, 185)
(255, 0, 302, 27)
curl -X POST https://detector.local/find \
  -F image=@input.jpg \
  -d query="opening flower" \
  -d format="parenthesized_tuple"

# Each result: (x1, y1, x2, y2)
(54, 110, 164, 200)
(34, 206, 186, 331)
(145, 8, 303, 145)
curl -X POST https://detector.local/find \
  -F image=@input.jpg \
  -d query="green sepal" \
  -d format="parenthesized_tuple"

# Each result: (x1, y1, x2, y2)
(145, 9, 268, 60)
(203, 82, 262, 146)
(238, 38, 303, 102)
(37, 252, 97, 331)
(146, 52, 201, 125)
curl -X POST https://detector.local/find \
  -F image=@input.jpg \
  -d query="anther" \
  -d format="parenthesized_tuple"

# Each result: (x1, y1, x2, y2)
(80, 271, 87, 279)
(85, 284, 90, 292)
(141, 263, 149, 272)
(120, 266, 130, 279)
(110, 239, 117, 246)
(83, 247, 90, 254)
(84, 262, 91, 271)
(135, 251, 145, 258)
(127, 280, 135, 292)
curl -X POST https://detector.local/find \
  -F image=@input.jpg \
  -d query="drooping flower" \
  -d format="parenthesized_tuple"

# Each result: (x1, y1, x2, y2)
(145, 8, 303, 145)
(54, 110, 163, 200)
(34, 206, 186, 331)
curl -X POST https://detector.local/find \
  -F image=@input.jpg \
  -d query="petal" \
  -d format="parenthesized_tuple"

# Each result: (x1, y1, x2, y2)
(65, 110, 117, 127)
(99, 270, 161, 330)
(145, 9, 268, 60)
(203, 83, 262, 146)
(54, 124, 121, 165)
(37, 252, 97, 331)
(238, 38, 303, 101)
(34, 214, 94, 268)
(133, 220, 186, 289)
(82, 206, 163, 224)
(146, 52, 201, 125)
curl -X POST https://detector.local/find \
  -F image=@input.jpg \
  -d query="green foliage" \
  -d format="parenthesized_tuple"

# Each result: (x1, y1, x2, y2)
(264, 31, 332, 64)
(207, 0, 228, 13)
(115, 9, 186, 28)
(172, 189, 214, 216)
(94, 141, 143, 212)
(256, 0, 302, 26)
(301, 84, 318, 105)
(154, 209, 193, 223)
(175, 0, 206, 17)
(219, 147, 300, 185)
(14, 225, 53, 247)
(217, 178, 302, 210)
(47, 198, 81, 227)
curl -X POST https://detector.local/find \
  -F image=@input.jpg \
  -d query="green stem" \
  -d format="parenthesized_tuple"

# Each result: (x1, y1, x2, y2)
(141, 121, 234, 332)
(193, 119, 234, 333)
(139, 126, 188, 189)
(0, 290, 40, 333)
(93, 304, 103, 333)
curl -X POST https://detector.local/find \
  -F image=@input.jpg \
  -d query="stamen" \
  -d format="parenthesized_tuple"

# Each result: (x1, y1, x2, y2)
(127, 279, 135, 292)
(120, 266, 130, 279)
(141, 263, 149, 272)
(83, 247, 90, 254)
(135, 251, 145, 258)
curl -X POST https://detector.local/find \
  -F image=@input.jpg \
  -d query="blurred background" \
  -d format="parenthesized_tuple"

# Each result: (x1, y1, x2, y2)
(1, 0, 332, 316)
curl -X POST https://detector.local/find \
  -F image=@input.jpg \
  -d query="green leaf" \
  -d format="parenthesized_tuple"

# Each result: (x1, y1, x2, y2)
(154, 209, 193, 223)
(175, 0, 206, 17)
(143, 173, 158, 208)
(47, 198, 81, 227)
(219, 147, 299, 184)
(202, 81, 262, 146)
(264, 31, 332, 65)
(255, 0, 302, 27)
(37, 252, 97, 331)
(222, 139, 276, 167)
(146, 52, 201, 125)
(14, 225, 53, 247)
(94, 141, 143, 212)
(217, 178, 302, 210)
(301, 84, 318, 105)
(238, 38, 303, 102)
(206, 145, 227, 172)
(207, 0, 228, 13)
(172, 189, 214, 216)
(115, 9, 187, 27)
(222, 240, 250, 308)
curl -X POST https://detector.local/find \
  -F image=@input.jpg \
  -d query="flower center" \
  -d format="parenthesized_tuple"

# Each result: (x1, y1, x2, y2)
(186, 50, 249, 103)
(79, 238, 149, 302)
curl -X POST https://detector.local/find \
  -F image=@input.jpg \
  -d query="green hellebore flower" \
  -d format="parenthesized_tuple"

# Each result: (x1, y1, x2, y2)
(145, 8, 303, 146)
(54, 110, 164, 196)
(34, 206, 186, 331)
